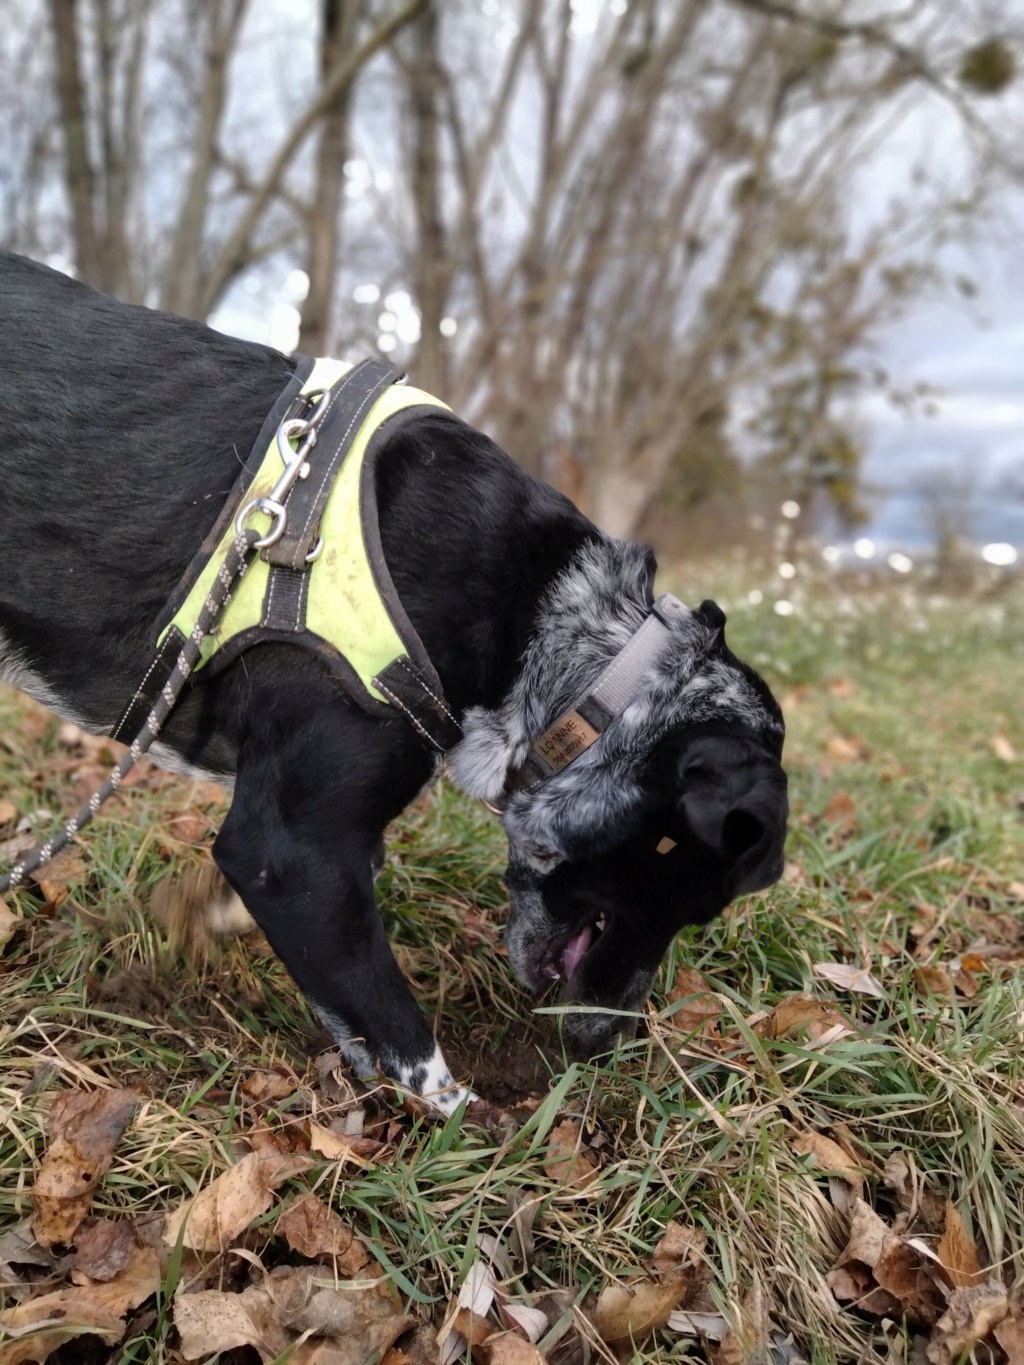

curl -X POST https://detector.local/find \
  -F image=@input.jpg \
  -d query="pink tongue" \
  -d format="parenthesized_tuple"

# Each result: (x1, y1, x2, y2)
(561, 925, 593, 981)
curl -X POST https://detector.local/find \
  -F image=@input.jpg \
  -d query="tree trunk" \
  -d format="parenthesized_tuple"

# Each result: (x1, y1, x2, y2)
(590, 465, 654, 541)
(49, 0, 103, 289)
(298, 0, 360, 356)
(162, 0, 248, 318)
(406, 1, 448, 393)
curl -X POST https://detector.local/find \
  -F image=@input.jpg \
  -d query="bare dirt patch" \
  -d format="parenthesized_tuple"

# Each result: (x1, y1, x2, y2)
(445, 1018, 561, 1108)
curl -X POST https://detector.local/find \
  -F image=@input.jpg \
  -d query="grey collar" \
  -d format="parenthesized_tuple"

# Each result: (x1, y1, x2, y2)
(504, 593, 692, 795)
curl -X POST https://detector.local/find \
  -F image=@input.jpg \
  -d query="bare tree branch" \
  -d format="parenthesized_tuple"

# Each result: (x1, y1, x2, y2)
(161, 0, 249, 317)
(200, 0, 427, 316)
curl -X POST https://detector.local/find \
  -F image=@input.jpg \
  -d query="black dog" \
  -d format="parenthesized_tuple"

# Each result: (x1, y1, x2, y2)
(0, 252, 788, 1113)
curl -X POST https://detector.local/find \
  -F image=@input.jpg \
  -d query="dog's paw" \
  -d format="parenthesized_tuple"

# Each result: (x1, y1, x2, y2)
(149, 862, 253, 954)
(205, 890, 257, 936)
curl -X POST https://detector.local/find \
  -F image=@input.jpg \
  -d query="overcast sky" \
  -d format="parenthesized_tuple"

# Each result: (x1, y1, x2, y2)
(204, 0, 1024, 555)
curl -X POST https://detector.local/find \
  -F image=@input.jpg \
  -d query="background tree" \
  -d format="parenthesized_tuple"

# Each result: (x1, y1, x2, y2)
(1, 0, 1020, 543)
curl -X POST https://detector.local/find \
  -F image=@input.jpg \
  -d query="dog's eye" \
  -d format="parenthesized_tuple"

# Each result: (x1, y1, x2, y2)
(525, 840, 561, 869)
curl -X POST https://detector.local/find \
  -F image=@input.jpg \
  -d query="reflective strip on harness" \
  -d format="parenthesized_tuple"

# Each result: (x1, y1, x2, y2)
(158, 357, 449, 706)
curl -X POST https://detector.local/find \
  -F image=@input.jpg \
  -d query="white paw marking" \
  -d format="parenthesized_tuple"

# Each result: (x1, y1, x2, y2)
(395, 1042, 479, 1116)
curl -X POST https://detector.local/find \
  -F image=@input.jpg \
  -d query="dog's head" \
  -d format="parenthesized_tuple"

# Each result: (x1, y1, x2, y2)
(448, 541, 787, 1053)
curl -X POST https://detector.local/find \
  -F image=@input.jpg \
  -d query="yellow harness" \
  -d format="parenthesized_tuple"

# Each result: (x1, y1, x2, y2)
(112, 357, 461, 751)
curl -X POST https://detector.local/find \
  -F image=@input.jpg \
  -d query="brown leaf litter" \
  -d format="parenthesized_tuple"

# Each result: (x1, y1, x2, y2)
(0, 898, 21, 952)
(665, 966, 722, 1038)
(828, 1195, 946, 1324)
(812, 961, 885, 999)
(173, 1265, 414, 1364)
(276, 1193, 371, 1273)
(541, 1119, 600, 1193)
(817, 1169, 1024, 1362)
(31, 1087, 139, 1249)
(758, 994, 852, 1043)
(595, 1279, 689, 1343)
(0, 1237, 162, 1364)
(162, 1148, 311, 1254)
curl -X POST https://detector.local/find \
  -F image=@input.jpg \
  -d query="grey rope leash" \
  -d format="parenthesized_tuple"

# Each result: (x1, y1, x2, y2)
(0, 529, 260, 895)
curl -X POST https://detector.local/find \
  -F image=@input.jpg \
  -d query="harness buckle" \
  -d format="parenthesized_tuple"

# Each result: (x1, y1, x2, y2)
(234, 393, 332, 550)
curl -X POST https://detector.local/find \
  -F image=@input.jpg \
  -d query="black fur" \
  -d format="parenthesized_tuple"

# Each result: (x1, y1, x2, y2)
(0, 253, 788, 1111)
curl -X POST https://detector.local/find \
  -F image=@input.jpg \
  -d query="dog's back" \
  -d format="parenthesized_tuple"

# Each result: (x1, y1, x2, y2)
(0, 251, 296, 727)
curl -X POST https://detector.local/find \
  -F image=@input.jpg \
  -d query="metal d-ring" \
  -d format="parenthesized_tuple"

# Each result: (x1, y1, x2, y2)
(235, 495, 287, 549)
(305, 537, 324, 563)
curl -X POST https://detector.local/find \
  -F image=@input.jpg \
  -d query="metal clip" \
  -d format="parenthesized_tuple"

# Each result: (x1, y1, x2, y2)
(235, 388, 333, 550)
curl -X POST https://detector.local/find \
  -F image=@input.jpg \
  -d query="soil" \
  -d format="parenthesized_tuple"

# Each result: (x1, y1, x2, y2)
(89, 963, 563, 1109)
(443, 1017, 563, 1108)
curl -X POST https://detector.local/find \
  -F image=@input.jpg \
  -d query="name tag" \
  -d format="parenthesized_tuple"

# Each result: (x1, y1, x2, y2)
(532, 709, 601, 773)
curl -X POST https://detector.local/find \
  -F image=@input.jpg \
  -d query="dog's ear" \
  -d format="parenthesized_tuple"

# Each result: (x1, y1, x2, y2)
(723, 773, 788, 895)
(676, 739, 788, 894)
(697, 599, 727, 634)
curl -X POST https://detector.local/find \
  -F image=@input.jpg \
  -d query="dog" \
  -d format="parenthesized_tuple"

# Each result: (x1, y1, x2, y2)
(0, 251, 788, 1114)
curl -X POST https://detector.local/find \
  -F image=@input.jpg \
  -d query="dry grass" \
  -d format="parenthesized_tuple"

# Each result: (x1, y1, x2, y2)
(2, 553, 1024, 1362)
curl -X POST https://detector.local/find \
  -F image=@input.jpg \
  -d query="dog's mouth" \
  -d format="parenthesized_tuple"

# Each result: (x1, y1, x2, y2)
(530, 909, 608, 990)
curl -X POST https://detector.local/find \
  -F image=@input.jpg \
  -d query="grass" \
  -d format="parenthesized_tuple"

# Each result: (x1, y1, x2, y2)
(2, 551, 1024, 1363)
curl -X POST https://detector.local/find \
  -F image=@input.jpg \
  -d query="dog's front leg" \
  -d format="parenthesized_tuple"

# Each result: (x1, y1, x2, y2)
(210, 668, 473, 1117)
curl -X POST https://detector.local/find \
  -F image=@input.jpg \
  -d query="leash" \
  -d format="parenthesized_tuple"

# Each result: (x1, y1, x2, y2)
(0, 528, 260, 894)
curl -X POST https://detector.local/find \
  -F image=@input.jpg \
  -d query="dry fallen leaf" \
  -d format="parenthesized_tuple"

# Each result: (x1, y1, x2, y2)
(309, 1120, 381, 1169)
(381, 1324, 439, 1365)
(666, 968, 720, 1037)
(823, 790, 857, 833)
(914, 965, 953, 998)
(0, 899, 21, 952)
(451, 1306, 493, 1348)
(882, 1152, 945, 1231)
(167, 811, 209, 844)
(813, 962, 885, 999)
(936, 1201, 984, 1288)
(791, 1131, 865, 1195)
(31, 848, 87, 909)
(717, 1278, 770, 1365)
(666, 1308, 728, 1341)
(484, 1332, 546, 1364)
(829, 1196, 944, 1326)
(542, 1120, 599, 1193)
(276, 1193, 370, 1273)
(994, 1313, 1024, 1363)
(0, 1289, 128, 1364)
(0, 1239, 161, 1364)
(0, 798, 16, 826)
(826, 677, 855, 698)
(258, 1149, 315, 1189)
(173, 1286, 276, 1361)
(32, 1087, 139, 1249)
(926, 1282, 1010, 1364)
(826, 735, 864, 762)
(652, 1219, 707, 1283)
(499, 1302, 549, 1343)
(0, 1220, 53, 1273)
(71, 1218, 137, 1281)
(162, 1151, 273, 1253)
(439, 1260, 497, 1365)
(241, 1069, 296, 1103)
(762, 995, 844, 1041)
(175, 1266, 414, 1365)
(595, 1279, 687, 1343)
